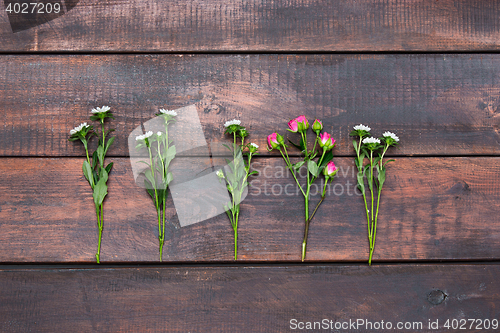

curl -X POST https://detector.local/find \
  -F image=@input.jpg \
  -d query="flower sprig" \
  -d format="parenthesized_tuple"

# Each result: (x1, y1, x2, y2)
(351, 125, 399, 265)
(218, 119, 259, 260)
(268, 116, 337, 261)
(135, 109, 177, 261)
(69, 106, 115, 263)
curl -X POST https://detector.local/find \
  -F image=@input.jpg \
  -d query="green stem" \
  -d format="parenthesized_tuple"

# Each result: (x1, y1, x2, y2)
(370, 187, 382, 265)
(369, 150, 374, 236)
(370, 144, 389, 266)
(280, 147, 306, 197)
(356, 136, 373, 254)
(147, 145, 162, 260)
(302, 178, 329, 262)
(311, 149, 326, 183)
(82, 140, 90, 165)
(302, 217, 310, 262)
(95, 205, 102, 264)
(311, 135, 319, 155)
(301, 131, 308, 157)
(234, 205, 239, 260)
(302, 168, 311, 262)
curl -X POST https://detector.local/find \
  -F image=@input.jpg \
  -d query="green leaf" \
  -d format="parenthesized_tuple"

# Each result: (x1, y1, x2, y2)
(164, 145, 176, 167)
(96, 145, 104, 167)
(105, 162, 114, 175)
(156, 189, 165, 206)
(365, 166, 373, 191)
(288, 139, 302, 151)
(383, 159, 395, 167)
(99, 168, 108, 183)
(105, 129, 115, 136)
(307, 160, 319, 177)
(92, 151, 98, 170)
(319, 150, 334, 169)
(165, 172, 173, 186)
(293, 161, 305, 171)
(145, 169, 156, 189)
(356, 172, 365, 195)
(145, 179, 155, 199)
(377, 165, 386, 188)
(82, 160, 94, 188)
(299, 137, 306, 152)
(93, 178, 108, 206)
(352, 140, 359, 153)
(104, 136, 115, 156)
(248, 170, 259, 176)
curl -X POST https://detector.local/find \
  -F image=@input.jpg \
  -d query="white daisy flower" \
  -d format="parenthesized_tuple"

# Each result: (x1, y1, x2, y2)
(224, 119, 241, 127)
(69, 122, 89, 135)
(157, 131, 162, 136)
(91, 106, 111, 114)
(249, 143, 259, 149)
(383, 131, 399, 142)
(362, 137, 381, 145)
(353, 124, 371, 132)
(159, 109, 177, 116)
(216, 169, 224, 178)
(135, 131, 154, 141)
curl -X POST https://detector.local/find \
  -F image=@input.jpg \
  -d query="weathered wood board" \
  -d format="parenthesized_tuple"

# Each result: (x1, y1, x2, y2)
(2, 54, 500, 157)
(0, 157, 498, 263)
(1, 0, 500, 51)
(0, 265, 498, 332)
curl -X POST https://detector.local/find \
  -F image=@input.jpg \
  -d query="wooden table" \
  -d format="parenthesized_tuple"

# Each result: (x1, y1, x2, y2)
(1, 1, 499, 332)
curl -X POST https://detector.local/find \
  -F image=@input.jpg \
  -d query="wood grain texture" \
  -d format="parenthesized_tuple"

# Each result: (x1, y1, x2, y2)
(1, 0, 500, 51)
(0, 265, 499, 332)
(2, 54, 500, 157)
(0, 157, 499, 263)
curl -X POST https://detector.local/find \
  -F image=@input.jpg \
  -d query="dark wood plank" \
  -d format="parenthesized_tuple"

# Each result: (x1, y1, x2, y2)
(2, 54, 500, 157)
(0, 265, 499, 332)
(1, 0, 500, 51)
(1, 157, 499, 263)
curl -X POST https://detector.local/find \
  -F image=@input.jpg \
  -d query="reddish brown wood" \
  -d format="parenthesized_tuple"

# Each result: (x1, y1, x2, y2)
(1, 0, 500, 51)
(0, 265, 499, 332)
(0, 157, 498, 263)
(2, 54, 500, 157)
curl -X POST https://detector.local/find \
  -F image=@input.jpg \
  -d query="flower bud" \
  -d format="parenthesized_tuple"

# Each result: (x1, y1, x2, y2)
(318, 132, 335, 150)
(295, 115, 309, 132)
(287, 118, 299, 133)
(323, 161, 338, 177)
(239, 129, 248, 138)
(248, 143, 259, 153)
(312, 119, 323, 134)
(267, 133, 282, 150)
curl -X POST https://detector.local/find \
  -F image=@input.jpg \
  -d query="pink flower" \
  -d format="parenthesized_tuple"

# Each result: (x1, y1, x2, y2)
(319, 132, 330, 145)
(295, 115, 309, 131)
(288, 115, 309, 133)
(323, 161, 338, 177)
(318, 132, 335, 150)
(267, 133, 280, 150)
(288, 118, 299, 132)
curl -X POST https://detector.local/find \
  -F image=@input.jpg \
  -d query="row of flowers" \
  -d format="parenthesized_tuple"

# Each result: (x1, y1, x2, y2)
(70, 109, 399, 264)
